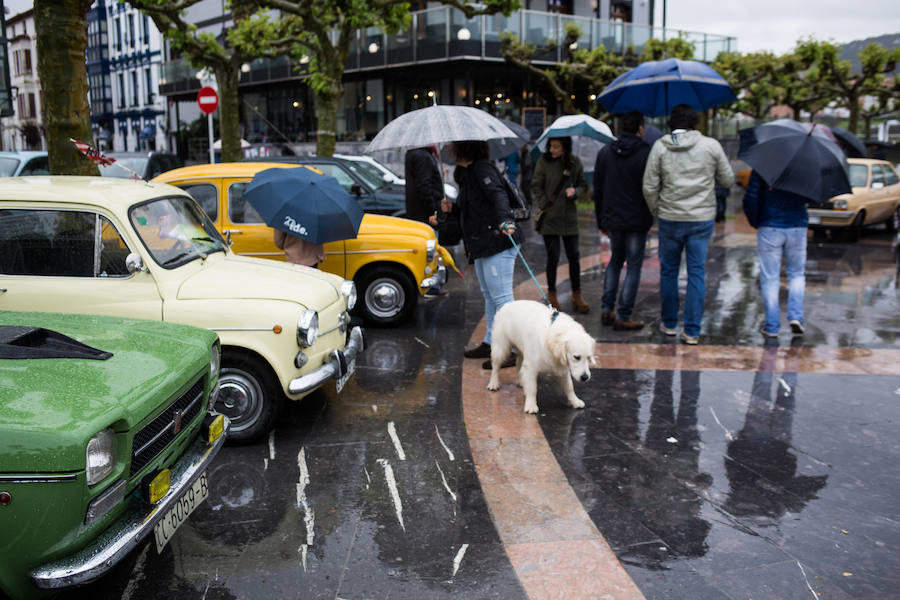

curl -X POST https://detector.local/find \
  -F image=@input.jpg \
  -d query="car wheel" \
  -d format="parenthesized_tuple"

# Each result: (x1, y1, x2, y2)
(844, 211, 865, 242)
(356, 264, 418, 326)
(217, 351, 283, 444)
(888, 206, 900, 232)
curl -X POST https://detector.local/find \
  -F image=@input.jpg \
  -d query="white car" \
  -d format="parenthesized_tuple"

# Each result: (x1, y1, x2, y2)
(335, 153, 458, 200)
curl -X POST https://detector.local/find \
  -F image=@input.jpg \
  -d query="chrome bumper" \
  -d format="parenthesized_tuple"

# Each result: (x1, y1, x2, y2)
(31, 417, 230, 590)
(807, 208, 855, 220)
(420, 264, 447, 289)
(288, 325, 365, 395)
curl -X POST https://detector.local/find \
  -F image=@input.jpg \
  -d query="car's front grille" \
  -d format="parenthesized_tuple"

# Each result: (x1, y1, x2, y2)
(129, 377, 204, 478)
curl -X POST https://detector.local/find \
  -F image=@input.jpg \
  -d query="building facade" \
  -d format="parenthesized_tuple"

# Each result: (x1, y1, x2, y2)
(2, 8, 42, 151)
(87, 0, 166, 152)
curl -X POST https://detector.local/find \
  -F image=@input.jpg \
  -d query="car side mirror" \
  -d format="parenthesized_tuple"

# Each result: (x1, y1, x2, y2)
(872, 182, 884, 190)
(125, 252, 146, 273)
(382, 174, 393, 183)
(350, 183, 362, 196)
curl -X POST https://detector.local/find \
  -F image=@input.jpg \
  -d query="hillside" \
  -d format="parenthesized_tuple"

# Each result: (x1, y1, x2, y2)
(840, 33, 900, 74)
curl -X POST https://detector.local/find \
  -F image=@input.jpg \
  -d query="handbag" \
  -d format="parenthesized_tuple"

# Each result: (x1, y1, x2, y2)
(492, 165, 531, 222)
(436, 205, 462, 246)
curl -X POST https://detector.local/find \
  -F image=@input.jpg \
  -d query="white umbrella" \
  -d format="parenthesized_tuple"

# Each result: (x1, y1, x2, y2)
(366, 105, 523, 154)
(213, 138, 251, 150)
(531, 114, 616, 171)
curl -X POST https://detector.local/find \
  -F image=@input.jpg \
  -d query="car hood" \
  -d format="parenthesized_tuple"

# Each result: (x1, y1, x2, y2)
(357, 213, 435, 239)
(0, 312, 214, 472)
(176, 254, 342, 307)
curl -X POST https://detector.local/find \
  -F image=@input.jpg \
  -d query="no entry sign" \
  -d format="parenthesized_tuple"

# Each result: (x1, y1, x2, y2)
(197, 86, 219, 114)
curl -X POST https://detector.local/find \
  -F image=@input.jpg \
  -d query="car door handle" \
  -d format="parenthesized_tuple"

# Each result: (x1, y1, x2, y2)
(222, 229, 243, 234)
(0, 287, 6, 292)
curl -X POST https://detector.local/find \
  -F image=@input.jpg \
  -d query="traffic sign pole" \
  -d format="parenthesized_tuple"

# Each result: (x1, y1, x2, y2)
(208, 113, 214, 164)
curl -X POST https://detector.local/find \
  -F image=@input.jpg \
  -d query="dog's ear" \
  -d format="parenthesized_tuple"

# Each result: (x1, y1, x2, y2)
(546, 328, 568, 364)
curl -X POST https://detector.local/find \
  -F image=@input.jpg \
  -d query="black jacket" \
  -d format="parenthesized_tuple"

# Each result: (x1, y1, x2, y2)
(455, 159, 521, 262)
(404, 147, 444, 223)
(592, 133, 653, 232)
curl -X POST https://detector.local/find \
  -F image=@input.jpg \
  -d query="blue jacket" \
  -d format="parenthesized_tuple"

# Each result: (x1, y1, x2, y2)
(745, 171, 808, 228)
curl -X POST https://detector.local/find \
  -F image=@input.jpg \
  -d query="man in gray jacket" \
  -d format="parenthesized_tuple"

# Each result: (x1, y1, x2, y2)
(642, 104, 734, 345)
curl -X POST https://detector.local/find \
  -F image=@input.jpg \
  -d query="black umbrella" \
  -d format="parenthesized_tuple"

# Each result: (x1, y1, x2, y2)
(829, 126, 867, 158)
(738, 119, 852, 203)
(643, 123, 663, 146)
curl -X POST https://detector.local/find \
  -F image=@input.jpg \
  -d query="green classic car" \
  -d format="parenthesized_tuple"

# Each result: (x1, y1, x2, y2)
(0, 311, 228, 599)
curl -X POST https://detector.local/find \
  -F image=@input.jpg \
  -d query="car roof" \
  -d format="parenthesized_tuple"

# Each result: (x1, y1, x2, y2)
(0, 176, 188, 208)
(153, 162, 320, 181)
(848, 158, 892, 166)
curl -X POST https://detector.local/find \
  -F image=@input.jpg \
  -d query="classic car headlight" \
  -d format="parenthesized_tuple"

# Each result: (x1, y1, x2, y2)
(209, 341, 221, 410)
(426, 239, 436, 263)
(833, 199, 848, 210)
(297, 310, 319, 347)
(340, 280, 357, 310)
(86, 428, 116, 485)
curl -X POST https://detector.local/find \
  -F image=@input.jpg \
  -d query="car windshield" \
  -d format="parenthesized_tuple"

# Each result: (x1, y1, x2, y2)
(345, 161, 387, 190)
(0, 157, 21, 177)
(130, 196, 226, 268)
(98, 156, 149, 178)
(848, 164, 868, 187)
(370, 158, 402, 180)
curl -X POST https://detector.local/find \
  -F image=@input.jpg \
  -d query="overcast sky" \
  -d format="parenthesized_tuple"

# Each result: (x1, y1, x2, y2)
(655, 0, 900, 55)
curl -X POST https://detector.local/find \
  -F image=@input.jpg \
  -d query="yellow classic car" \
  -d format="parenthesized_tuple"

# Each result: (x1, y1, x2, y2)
(153, 163, 456, 326)
(0, 177, 364, 444)
(807, 158, 900, 241)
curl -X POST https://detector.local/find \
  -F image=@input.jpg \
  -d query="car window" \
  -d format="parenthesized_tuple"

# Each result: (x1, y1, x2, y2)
(98, 216, 132, 277)
(871, 165, 885, 186)
(227, 182, 263, 223)
(179, 183, 219, 220)
(20, 156, 49, 176)
(0, 157, 21, 177)
(346, 161, 386, 190)
(0, 209, 96, 277)
(884, 165, 900, 186)
(848, 164, 869, 187)
(130, 196, 226, 268)
(313, 164, 357, 191)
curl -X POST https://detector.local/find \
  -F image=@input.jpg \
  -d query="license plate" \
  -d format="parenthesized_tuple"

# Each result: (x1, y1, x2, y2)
(153, 472, 208, 553)
(808, 216, 821, 224)
(336, 357, 356, 394)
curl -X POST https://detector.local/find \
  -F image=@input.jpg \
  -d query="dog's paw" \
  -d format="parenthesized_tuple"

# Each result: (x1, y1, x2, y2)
(523, 401, 539, 414)
(568, 397, 585, 409)
(487, 376, 500, 391)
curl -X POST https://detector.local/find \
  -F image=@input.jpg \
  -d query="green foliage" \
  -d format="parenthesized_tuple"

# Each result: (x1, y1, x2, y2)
(639, 37, 695, 62)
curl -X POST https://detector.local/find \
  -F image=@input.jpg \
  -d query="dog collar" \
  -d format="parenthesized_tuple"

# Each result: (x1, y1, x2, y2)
(550, 309, 560, 323)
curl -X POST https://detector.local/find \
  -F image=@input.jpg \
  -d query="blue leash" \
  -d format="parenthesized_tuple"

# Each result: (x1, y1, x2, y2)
(505, 231, 559, 319)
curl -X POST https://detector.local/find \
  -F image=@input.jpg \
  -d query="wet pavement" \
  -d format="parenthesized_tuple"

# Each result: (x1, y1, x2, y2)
(63, 196, 900, 600)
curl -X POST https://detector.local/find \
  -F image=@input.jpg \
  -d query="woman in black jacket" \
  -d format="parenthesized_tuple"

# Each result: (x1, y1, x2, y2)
(442, 140, 520, 367)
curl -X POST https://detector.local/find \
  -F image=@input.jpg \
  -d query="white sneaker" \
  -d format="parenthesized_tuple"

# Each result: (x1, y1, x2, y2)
(759, 325, 779, 339)
(680, 332, 699, 345)
(789, 320, 805, 335)
(659, 322, 678, 336)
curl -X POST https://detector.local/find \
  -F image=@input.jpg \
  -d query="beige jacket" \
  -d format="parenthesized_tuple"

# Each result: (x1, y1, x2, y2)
(273, 230, 325, 266)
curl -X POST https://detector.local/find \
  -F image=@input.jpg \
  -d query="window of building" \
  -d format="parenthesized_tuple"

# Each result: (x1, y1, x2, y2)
(129, 14, 135, 48)
(131, 70, 139, 106)
(143, 15, 150, 45)
(115, 16, 122, 51)
(118, 73, 125, 108)
(13, 49, 32, 76)
(145, 68, 153, 104)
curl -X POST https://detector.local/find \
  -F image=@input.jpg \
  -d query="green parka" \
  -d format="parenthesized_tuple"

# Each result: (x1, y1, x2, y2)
(531, 153, 587, 236)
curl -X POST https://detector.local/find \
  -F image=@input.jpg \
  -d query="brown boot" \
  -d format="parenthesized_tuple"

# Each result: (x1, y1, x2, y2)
(572, 291, 590, 314)
(546, 290, 561, 311)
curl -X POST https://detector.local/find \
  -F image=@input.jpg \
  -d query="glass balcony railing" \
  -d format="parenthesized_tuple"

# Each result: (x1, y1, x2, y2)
(158, 7, 737, 92)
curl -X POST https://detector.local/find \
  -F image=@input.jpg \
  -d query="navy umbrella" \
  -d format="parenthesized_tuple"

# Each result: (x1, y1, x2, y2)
(829, 125, 867, 158)
(243, 166, 364, 245)
(597, 58, 736, 118)
(642, 123, 663, 146)
(738, 119, 852, 203)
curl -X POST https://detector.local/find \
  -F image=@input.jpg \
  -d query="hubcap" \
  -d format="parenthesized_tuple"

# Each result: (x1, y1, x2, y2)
(217, 369, 263, 434)
(366, 278, 405, 319)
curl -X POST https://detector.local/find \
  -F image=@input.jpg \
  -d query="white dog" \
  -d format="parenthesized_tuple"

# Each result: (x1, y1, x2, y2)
(486, 300, 597, 413)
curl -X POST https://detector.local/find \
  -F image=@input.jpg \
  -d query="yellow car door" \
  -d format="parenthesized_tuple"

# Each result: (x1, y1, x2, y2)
(223, 179, 283, 260)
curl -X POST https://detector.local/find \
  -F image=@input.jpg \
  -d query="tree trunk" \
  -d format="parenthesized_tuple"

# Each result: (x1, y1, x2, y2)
(315, 89, 340, 157)
(34, 0, 96, 175)
(846, 91, 860, 136)
(215, 66, 242, 163)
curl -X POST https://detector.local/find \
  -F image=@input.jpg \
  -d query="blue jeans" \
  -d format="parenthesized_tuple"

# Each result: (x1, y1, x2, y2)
(757, 226, 806, 334)
(474, 246, 517, 344)
(602, 230, 648, 320)
(658, 218, 714, 338)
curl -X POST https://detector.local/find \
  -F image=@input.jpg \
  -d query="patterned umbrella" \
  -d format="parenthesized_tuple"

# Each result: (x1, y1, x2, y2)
(365, 105, 523, 154)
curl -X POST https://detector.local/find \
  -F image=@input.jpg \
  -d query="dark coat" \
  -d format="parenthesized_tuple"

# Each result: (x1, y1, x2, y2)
(531, 153, 586, 236)
(404, 147, 444, 223)
(593, 133, 653, 232)
(454, 159, 521, 262)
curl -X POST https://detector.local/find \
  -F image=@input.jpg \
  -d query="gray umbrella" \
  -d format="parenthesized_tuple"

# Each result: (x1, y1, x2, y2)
(365, 105, 523, 154)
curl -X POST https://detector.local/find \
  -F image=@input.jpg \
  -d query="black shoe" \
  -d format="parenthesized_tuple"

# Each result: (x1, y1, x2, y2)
(483, 355, 516, 370)
(601, 311, 615, 326)
(789, 320, 805, 335)
(463, 342, 491, 359)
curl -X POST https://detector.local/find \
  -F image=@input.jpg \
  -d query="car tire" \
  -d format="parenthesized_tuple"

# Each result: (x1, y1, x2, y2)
(355, 264, 418, 326)
(844, 211, 865, 243)
(217, 351, 283, 445)
(887, 206, 900, 232)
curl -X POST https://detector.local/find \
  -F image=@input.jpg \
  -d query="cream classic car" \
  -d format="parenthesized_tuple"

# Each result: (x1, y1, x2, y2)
(0, 177, 364, 444)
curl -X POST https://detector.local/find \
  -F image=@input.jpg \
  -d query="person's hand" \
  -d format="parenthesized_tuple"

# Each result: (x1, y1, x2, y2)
(440, 197, 453, 213)
(428, 214, 438, 226)
(565, 187, 576, 198)
(499, 221, 516, 236)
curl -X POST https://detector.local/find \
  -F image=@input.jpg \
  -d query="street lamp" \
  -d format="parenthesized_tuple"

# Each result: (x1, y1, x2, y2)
(457, 27, 471, 41)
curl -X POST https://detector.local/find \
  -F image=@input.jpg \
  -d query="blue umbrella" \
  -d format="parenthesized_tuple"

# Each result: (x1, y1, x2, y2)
(243, 166, 364, 245)
(738, 119, 852, 203)
(597, 58, 736, 118)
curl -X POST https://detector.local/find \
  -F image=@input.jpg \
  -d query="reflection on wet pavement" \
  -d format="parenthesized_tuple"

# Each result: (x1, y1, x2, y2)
(59, 209, 900, 600)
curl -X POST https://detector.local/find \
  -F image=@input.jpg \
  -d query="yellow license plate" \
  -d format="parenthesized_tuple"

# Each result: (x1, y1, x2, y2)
(153, 472, 208, 553)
